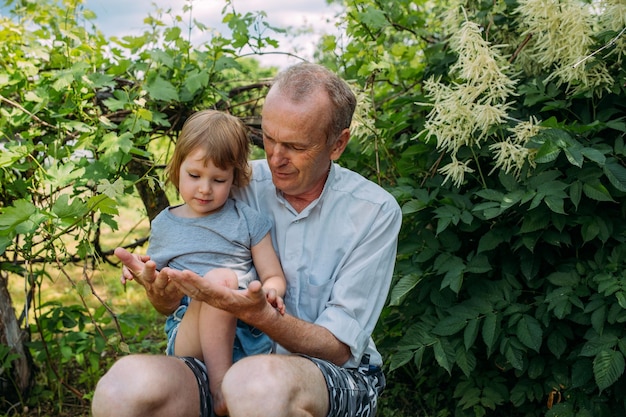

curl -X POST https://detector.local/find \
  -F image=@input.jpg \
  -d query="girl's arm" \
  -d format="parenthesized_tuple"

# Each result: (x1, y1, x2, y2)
(251, 233, 286, 313)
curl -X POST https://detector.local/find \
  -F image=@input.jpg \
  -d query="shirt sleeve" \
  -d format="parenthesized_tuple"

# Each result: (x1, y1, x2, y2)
(314, 198, 402, 366)
(236, 200, 273, 246)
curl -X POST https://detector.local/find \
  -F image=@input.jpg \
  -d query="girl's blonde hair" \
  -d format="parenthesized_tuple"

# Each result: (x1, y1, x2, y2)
(166, 110, 251, 189)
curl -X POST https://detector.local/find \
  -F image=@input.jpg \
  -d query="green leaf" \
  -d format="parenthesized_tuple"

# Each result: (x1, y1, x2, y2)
(590, 304, 607, 334)
(503, 341, 524, 370)
(389, 273, 422, 306)
(401, 199, 427, 215)
(546, 271, 579, 287)
(164, 26, 182, 42)
(440, 260, 465, 294)
(435, 205, 461, 234)
(0, 144, 30, 168)
(149, 50, 174, 68)
(359, 6, 388, 30)
(87, 195, 119, 216)
(545, 287, 573, 319)
(581, 333, 619, 357)
(583, 181, 614, 202)
(581, 147, 606, 165)
(528, 356, 545, 379)
(520, 210, 550, 233)
(516, 315, 543, 352)
(477, 228, 508, 253)
(433, 339, 453, 374)
(569, 181, 582, 210)
(0, 235, 11, 254)
(145, 75, 179, 101)
(45, 161, 86, 189)
(52, 194, 88, 220)
(564, 146, 583, 167)
(466, 254, 492, 273)
(464, 318, 480, 350)
(0, 200, 37, 230)
(544, 195, 565, 214)
(581, 219, 600, 243)
(604, 159, 626, 192)
(389, 349, 414, 372)
(96, 178, 126, 201)
(593, 350, 625, 391)
(215, 56, 240, 71)
(433, 316, 468, 336)
(534, 141, 561, 163)
(455, 345, 476, 377)
(184, 70, 209, 96)
(482, 313, 499, 355)
(616, 291, 626, 310)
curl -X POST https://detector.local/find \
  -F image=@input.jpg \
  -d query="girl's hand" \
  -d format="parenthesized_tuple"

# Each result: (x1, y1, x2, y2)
(264, 288, 286, 315)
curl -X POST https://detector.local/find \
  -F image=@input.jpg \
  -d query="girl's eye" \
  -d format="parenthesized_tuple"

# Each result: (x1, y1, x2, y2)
(188, 173, 199, 178)
(214, 179, 226, 183)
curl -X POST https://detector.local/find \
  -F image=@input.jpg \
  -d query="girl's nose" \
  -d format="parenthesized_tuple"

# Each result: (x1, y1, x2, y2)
(199, 181, 212, 194)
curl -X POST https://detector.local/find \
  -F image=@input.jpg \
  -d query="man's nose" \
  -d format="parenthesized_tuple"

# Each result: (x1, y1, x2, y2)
(270, 144, 288, 165)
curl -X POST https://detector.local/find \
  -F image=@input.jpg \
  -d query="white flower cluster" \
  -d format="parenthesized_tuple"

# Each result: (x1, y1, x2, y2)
(422, 18, 518, 187)
(421, 0, 625, 187)
(515, 0, 617, 94)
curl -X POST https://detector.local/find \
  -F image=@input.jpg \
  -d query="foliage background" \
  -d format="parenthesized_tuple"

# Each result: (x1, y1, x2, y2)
(1, 0, 626, 416)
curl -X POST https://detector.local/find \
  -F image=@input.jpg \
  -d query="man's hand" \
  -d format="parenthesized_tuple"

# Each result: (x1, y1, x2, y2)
(166, 269, 278, 325)
(114, 247, 184, 315)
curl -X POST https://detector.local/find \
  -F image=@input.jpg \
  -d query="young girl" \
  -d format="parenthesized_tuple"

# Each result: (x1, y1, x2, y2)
(146, 110, 286, 415)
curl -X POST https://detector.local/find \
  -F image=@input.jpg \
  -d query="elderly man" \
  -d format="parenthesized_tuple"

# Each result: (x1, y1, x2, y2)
(92, 62, 402, 417)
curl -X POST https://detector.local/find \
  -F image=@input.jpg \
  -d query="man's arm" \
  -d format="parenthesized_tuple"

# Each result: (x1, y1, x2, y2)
(168, 270, 352, 365)
(114, 247, 184, 315)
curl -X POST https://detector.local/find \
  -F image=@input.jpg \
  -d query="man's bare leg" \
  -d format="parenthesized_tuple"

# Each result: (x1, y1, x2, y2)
(222, 355, 329, 417)
(92, 355, 201, 417)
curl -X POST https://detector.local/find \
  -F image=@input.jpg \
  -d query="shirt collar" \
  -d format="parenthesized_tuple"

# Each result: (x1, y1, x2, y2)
(274, 162, 336, 217)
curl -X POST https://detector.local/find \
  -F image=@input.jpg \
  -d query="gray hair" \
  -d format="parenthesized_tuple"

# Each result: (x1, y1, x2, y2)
(269, 63, 357, 143)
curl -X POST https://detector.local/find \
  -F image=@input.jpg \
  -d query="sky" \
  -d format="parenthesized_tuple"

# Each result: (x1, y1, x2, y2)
(83, 0, 344, 68)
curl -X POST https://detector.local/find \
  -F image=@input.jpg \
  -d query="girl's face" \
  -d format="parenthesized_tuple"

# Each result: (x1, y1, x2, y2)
(176, 147, 234, 218)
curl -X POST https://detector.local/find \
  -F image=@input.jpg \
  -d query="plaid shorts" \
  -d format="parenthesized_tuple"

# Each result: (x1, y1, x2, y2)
(178, 354, 385, 417)
(307, 354, 385, 417)
(179, 356, 214, 417)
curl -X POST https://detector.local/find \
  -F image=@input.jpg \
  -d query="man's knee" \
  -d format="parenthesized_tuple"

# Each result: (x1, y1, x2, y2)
(222, 355, 328, 417)
(92, 358, 130, 416)
(92, 355, 160, 416)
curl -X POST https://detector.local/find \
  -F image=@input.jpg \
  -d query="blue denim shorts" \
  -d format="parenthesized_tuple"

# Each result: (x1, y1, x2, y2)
(165, 296, 272, 361)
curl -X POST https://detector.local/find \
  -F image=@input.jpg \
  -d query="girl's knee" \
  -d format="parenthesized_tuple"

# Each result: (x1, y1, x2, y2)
(204, 268, 238, 288)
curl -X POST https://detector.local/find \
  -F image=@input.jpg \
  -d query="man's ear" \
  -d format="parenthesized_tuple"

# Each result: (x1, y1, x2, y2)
(330, 128, 350, 161)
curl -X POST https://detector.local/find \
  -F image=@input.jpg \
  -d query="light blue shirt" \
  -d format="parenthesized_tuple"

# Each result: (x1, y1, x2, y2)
(233, 159, 402, 368)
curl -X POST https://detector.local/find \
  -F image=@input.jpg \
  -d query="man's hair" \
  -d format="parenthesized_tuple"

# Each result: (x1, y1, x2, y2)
(270, 62, 357, 144)
(165, 110, 251, 189)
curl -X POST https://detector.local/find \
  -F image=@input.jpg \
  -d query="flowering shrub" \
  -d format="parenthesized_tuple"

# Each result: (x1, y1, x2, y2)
(334, 0, 626, 415)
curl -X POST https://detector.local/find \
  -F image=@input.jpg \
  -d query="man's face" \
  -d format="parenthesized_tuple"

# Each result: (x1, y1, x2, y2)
(261, 89, 348, 201)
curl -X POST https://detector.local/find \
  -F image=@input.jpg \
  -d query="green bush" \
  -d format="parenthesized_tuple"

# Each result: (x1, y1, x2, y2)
(334, 0, 626, 415)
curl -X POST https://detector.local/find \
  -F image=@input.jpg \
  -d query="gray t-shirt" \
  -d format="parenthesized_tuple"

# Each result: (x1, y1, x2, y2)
(147, 198, 272, 288)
